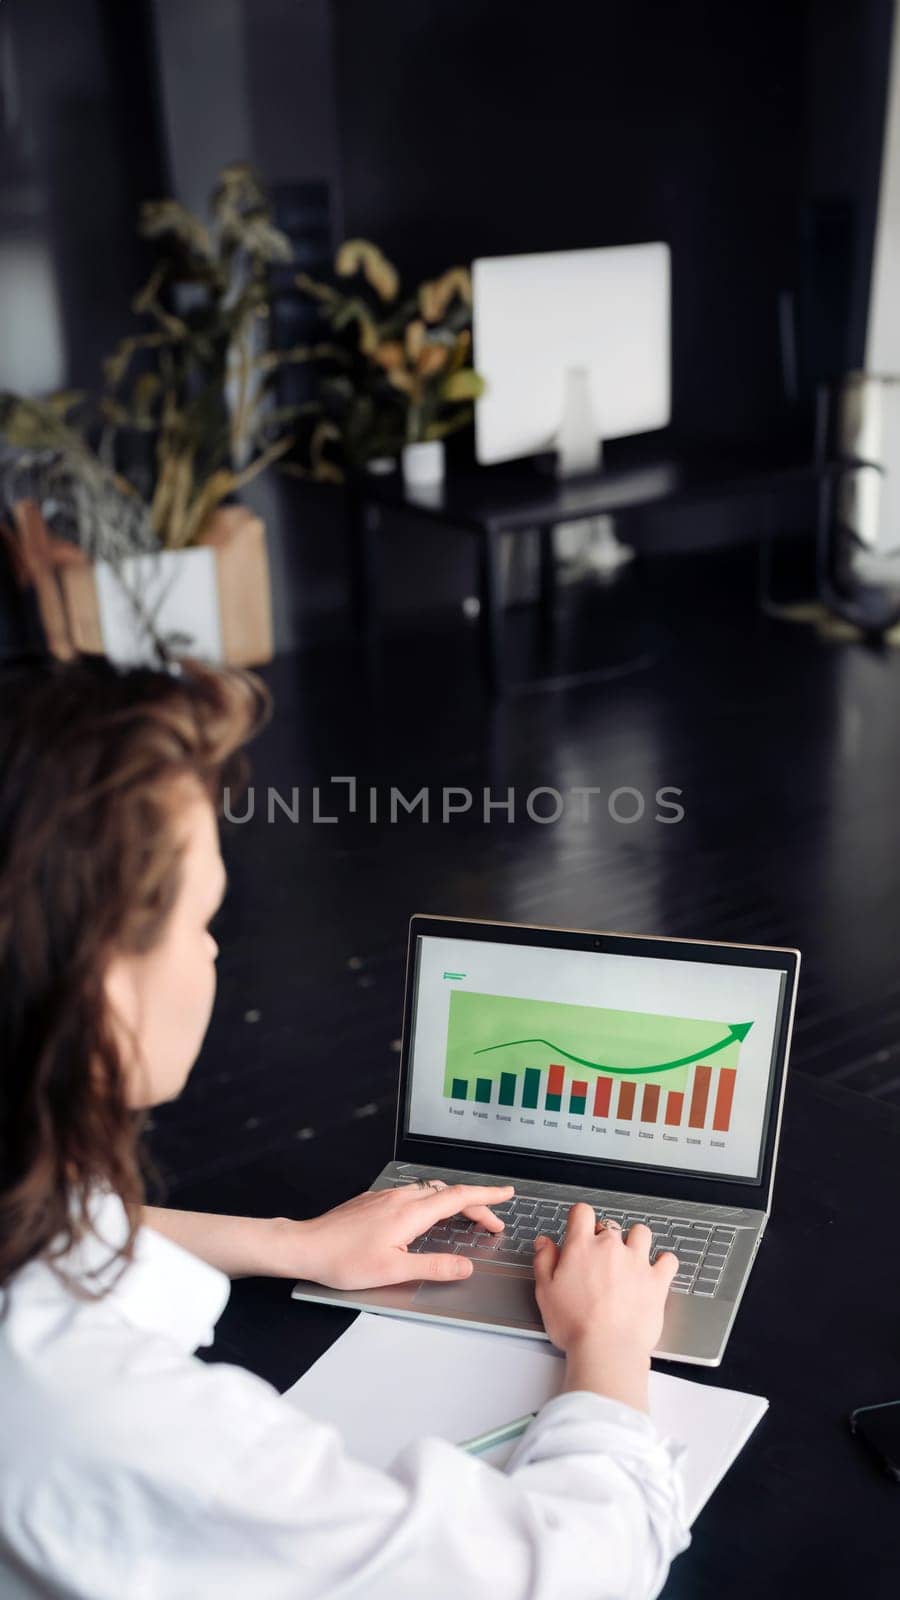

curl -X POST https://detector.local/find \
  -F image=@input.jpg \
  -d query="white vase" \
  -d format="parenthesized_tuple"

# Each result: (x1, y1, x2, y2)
(93, 547, 224, 666)
(402, 438, 445, 489)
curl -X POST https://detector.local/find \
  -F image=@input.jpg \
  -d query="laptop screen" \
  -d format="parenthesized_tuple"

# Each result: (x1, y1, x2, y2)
(404, 933, 789, 1186)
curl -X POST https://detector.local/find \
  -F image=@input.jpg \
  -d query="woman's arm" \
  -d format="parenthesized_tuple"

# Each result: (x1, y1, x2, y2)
(141, 1206, 290, 1278)
(141, 1180, 513, 1284)
(136, 1199, 689, 1600)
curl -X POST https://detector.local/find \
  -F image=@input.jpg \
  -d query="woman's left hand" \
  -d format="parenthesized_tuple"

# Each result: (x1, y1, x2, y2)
(268, 1179, 515, 1290)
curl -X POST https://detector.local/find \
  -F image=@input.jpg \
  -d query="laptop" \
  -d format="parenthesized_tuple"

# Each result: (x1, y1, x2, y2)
(292, 915, 800, 1366)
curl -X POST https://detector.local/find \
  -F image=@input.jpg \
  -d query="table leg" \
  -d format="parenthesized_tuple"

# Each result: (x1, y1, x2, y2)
(815, 469, 837, 606)
(478, 528, 504, 696)
(538, 523, 557, 664)
(347, 492, 381, 645)
(756, 492, 785, 615)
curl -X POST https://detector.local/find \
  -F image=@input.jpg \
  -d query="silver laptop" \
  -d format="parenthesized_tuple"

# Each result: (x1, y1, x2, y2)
(293, 915, 800, 1366)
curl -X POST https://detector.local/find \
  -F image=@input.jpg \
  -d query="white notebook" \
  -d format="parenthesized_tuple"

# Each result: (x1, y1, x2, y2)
(284, 1313, 767, 1527)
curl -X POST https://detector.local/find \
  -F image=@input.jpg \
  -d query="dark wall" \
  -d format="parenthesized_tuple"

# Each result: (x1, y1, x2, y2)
(333, 0, 807, 444)
(146, 0, 348, 650)
(7, 0, 888, 416)
(243, 0, 343, 221)
(333, 0, 893, 447)
(0, 0, 166, 392)
(798, 0, 894, 378)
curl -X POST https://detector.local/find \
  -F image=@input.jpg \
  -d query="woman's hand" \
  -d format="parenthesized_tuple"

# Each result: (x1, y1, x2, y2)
(269, 1179, 515, 1290)
(533, 1204, 678, 1413)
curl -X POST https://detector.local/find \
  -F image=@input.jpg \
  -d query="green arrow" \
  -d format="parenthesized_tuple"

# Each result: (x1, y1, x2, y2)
(472, 1020, 753, 1078)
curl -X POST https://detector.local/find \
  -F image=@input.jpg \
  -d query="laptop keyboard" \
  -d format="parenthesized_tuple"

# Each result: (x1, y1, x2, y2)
(407, 1192, 736, 1297)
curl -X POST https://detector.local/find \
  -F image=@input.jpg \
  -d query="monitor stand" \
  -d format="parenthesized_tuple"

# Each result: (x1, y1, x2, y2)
(553, 365, 635, 584)
(493, 368, 656, 686)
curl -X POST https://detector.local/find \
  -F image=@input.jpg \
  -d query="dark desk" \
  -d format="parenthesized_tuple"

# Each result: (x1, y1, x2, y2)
(349, 435, 831, 696)
(198, 1071, 900, 1599)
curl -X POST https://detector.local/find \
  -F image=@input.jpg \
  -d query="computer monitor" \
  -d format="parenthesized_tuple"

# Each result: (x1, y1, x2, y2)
(472, 242, 671, 468)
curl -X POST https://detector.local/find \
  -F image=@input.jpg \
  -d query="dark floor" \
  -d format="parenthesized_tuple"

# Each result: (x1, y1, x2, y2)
(145, 542, 900, 1219)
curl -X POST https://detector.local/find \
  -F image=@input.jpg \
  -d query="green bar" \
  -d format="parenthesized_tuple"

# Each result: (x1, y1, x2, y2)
(545, 1093, 561, 1113)
(475, 1078, 493, 1104)
(569, 1094, 586, 1115)
(499, 1072, 517, 1106)
(523, 1067, 541, 1109)
(451, 1078, 468, 1100)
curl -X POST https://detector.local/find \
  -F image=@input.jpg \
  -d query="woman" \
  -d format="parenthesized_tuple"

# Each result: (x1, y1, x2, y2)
(0, 652, 688, 1600)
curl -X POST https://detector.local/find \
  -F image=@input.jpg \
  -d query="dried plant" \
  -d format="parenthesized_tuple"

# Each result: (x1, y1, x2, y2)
(1, 165, 330, 559)
(0, 392, 155, 562)
(0, 166, 350, 662)
(0, 396, 195, 664)
(101, 162, 342, 546)
(291, 240, 484, 479)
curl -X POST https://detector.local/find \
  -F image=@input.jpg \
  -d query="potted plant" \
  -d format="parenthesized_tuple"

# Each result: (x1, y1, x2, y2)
(0, 164, 318, 666)
(0, 392, 161, 661)
(292, 240, 484, 488)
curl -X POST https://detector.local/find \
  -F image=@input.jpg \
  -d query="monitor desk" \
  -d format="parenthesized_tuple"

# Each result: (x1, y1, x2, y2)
(198, 1070, 900, 1599)
(348, 432, 834, 696)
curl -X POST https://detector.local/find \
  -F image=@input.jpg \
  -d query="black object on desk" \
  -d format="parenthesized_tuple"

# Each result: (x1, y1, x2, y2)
(348, 434, 834, 697)
(193, 1072, 900, 1599)
(849, 1399, 900, 1482)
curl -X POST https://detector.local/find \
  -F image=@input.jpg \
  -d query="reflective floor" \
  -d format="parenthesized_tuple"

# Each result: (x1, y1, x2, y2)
(146, 545, 900, 1208)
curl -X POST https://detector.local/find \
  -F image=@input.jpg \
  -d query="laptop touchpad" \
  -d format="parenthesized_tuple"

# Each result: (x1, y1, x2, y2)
(413, 1271, 540, 1327)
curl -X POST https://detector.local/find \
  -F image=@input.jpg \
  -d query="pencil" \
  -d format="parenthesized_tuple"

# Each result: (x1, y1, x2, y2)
(459, 1411, 538, 1455)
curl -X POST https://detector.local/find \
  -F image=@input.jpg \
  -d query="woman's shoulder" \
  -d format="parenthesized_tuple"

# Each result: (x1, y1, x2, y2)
(0, 1218, 290, 1499)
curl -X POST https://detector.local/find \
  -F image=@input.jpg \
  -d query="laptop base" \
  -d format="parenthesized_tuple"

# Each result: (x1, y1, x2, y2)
(292, 1161, 765, 1367)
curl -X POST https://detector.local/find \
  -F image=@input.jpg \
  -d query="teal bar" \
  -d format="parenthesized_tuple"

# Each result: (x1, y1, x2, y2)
(523, 1068, 540, 1109)
(475, 1078, 493, 1104)
(545, 1093, 561, 1113)
(451, 1077, 468, 1100)
(569, 1093, 586, 1115)
(499, 1072, 517, 1106)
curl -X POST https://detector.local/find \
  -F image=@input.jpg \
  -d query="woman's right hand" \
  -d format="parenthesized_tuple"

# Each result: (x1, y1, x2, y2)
(532, 1203, 679, 1413)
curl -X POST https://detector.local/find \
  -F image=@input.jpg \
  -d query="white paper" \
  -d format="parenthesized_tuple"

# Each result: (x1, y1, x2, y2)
(284, 1312, 767, 1527)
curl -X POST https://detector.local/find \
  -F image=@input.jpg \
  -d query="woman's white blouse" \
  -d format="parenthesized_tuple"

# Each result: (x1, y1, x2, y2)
(0, 1195, 690, 1599)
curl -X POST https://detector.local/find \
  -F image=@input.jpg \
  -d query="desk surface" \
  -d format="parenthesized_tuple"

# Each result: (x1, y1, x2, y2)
(359, 434, 827, 535)
(199, 1071, 900, 1598)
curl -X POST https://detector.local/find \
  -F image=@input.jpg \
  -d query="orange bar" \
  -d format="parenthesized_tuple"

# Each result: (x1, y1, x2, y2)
(641, 1084, 660, 1123)
(688, 1065, 712, 1129)
(548, 1063, 564, 1097)
(617, 1080, 636, 1120)
(713, 1067, 737, 1132)
(665, 1091, 684, 1126)
(593, 1076, 613, 1117)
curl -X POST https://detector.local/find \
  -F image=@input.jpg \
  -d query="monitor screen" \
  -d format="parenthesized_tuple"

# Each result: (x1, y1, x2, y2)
(473, 242, 671, 466)
(404, 934, 788, 1186)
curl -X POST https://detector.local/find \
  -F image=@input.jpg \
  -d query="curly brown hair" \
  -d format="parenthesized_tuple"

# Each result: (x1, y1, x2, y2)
(0, 653, 270, 1291)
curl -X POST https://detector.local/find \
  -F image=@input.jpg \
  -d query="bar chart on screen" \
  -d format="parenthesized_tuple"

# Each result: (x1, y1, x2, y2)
(443, 990, 752, 1140)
